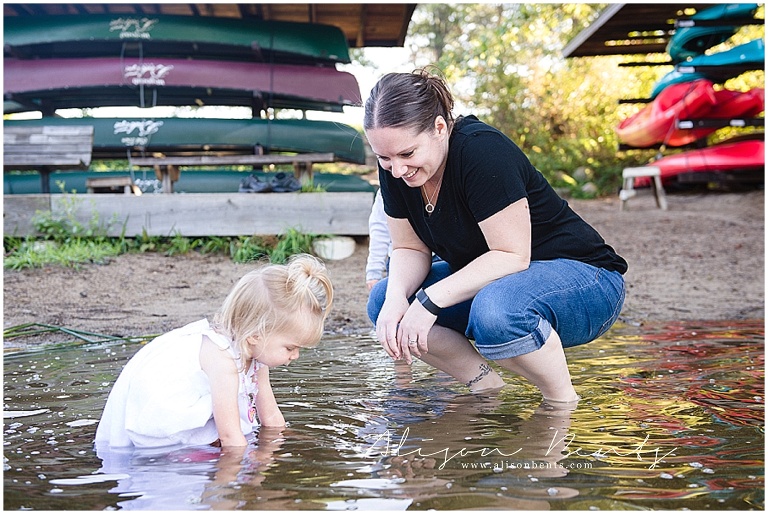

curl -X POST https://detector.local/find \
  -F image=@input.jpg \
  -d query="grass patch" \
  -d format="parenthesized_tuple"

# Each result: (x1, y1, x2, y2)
(3, 188, 323, 270)
(4, 239, 122, 270)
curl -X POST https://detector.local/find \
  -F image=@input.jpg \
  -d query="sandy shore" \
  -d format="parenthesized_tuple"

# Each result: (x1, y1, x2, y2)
(3, 189, 764, 352)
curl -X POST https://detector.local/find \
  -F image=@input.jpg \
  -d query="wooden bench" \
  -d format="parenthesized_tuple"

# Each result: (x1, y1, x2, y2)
(128, 152, 336, 193)
(4, 126, 94, 194)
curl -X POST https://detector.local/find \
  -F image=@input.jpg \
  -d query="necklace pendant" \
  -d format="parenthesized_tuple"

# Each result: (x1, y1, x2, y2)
(425, 202, 435, 213)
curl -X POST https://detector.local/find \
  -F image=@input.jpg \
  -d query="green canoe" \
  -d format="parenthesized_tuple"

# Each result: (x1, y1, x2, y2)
(3, 170, 376, 195)
(4, 14, 351, 64)
(4, 117, 366, 164)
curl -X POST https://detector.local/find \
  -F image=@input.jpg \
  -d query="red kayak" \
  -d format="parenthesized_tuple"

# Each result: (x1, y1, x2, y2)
(670, 88, 765, 146)
(617, 79, 716, 148)
(635, 140, 765, 187)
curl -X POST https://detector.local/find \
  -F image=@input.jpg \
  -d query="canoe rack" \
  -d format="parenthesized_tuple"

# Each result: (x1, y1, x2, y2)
(615, 10, 765, 203)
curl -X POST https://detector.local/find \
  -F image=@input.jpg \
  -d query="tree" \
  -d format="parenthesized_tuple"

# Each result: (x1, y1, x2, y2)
(400, 3, 764, 195)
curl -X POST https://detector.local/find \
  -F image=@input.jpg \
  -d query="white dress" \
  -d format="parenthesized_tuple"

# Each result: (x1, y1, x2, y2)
(95, 319, 260, 448)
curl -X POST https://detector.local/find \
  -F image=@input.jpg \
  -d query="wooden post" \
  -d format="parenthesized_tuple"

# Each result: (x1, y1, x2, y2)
(40, 166, 52, 194)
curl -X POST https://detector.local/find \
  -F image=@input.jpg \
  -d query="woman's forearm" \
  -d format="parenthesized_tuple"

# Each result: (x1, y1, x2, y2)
(425, 249, 529, 309)
(385, 247, 432, 299)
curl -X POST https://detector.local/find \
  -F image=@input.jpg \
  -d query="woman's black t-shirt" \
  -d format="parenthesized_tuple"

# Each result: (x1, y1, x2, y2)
(379, 115, 628, 274)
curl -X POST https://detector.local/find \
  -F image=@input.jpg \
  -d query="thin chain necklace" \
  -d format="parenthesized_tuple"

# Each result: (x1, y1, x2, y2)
(421, 176, 442, 214)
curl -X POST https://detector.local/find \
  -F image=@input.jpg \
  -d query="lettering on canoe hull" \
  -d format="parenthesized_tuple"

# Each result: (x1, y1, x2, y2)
(123, 63, 174, 86)
(109, 17, 158, 39)
(113, 119, 164, 147)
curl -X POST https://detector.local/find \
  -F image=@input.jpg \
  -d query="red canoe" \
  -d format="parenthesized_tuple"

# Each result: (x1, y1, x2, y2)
(635, 140, 765, 187)
(4, 57, 361, 112)
(617, 79, 716, 148)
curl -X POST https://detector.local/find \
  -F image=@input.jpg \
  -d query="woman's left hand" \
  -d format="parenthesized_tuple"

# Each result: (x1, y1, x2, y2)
(397, 301, 437, 364)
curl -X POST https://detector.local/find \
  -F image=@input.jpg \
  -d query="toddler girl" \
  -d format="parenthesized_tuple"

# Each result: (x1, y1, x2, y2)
(95, 254, 333, 449)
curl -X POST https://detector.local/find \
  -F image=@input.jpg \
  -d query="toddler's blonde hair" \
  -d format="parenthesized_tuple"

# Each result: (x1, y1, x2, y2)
(213, 254, 333, 363)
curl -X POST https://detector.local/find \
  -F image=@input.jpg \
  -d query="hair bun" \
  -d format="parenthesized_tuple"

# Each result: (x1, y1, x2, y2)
(286, 254, 334, 314)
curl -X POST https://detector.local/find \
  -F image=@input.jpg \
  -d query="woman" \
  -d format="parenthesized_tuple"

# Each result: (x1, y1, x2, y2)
(364, 68, 627, 402)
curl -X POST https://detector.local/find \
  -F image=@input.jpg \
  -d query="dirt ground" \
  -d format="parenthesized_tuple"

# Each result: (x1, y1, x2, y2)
(3, 188, 764, 352)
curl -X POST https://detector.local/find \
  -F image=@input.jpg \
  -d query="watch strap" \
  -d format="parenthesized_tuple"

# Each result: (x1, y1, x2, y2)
(416, 288, 441, 316)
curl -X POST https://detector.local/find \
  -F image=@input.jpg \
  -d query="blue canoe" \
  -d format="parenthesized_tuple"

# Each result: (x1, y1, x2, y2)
(682, 38, 765, 69)
(652, 39, 765, 98)
(667, 3, 759, 63)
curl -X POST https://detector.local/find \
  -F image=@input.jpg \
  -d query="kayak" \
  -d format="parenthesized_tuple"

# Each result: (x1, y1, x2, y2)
(650, 70, 708, 99)
(4, 117, 367, 164)
(671, 87, 765, 145)
(4, 14, 351, 64)
(681, 38, 765, 70)
(4, 57, 362, 113)
(617, 79, 716, 148)
(635, 140, 765, 187)
(617, 82, 765, 147)
(667, 3, 759, 63)
(652, 39, 765, 98)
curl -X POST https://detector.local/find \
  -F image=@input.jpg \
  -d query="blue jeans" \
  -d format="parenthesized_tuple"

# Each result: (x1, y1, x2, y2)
(367, 259, 625, 360)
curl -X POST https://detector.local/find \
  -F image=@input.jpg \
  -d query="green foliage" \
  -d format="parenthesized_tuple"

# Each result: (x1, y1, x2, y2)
(402, 3, 765, 197)
(268, 228, 316, 264)
(3, 187, 320, 269)
(300, 180, 328, 193)
(226, 229, 317, 264)
(32, 182, 117, 244)
(199, 236, 232, 255)
(3, 185, 123, 269)
(3, 238, 121, 270)
(165, 232, 201, 256)
(229, 236, 271, 263)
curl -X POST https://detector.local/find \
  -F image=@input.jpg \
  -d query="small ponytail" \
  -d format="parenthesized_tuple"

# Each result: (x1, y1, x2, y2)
(284, 254, 334, 316)
(213, 254, 334, 363)
(419, 66, 454, 127)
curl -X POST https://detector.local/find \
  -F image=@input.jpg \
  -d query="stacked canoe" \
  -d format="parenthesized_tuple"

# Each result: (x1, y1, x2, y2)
(3, 117, 365, 164)
(4, 14, 366, 179)
(616, 3, 765, 187)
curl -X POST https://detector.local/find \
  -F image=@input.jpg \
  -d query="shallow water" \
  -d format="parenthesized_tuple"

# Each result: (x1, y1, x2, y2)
(3, 320, 764, 510)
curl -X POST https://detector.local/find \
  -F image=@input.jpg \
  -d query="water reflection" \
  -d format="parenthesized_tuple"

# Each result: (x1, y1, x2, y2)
(81, 428, 291, 510)
(3, 320, 764, 510)
(339, 396, 581, 510)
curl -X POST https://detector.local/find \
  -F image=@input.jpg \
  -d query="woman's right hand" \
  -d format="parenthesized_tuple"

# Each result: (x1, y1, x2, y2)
(375, 296, 410, 360)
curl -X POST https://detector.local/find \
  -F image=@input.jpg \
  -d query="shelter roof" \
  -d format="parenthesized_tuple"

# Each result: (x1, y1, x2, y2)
(563, 3, 729, 58)
(3, 3, 416, 48)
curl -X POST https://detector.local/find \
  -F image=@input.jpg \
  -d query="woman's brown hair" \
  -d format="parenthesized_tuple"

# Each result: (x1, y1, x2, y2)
(364, 66, 454, 134)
